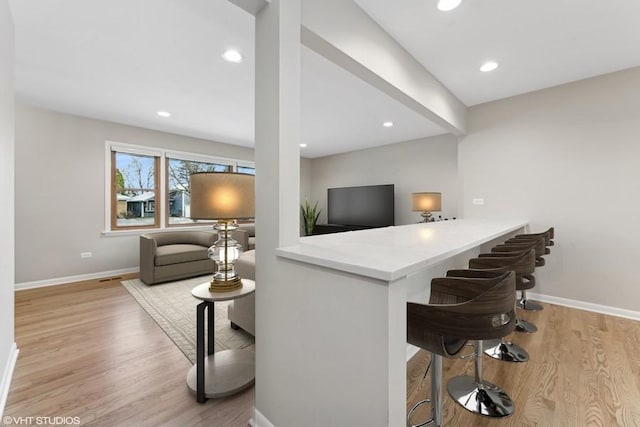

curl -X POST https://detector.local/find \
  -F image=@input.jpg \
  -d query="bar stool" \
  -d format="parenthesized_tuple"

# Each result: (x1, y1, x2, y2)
(446, 268, 529, 363)
(493, 236, 546, 267)
(490, 238, 547, 312)
(469, 249, 537, 339)
(514, 227, 554, 248)
(509, 228, 555, 311)
(407, 271, 516, 426)
(511, 228, 554, 256)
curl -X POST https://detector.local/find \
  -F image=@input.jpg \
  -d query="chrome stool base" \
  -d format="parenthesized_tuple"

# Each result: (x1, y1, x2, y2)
(517, 298, 544, 311)
(515, 318, 537, 334)
(518, 290, 543, 311)
(515, 319, 538, 334)
(483, 338, 529, 362)
(447, 376, 514, 418)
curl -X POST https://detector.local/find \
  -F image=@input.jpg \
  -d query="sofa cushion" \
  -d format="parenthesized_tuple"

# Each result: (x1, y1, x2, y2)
(147, 231, 217, 247)
(238, 223, 255, 237)
(236, 250, 255, 280)
(155, 244, 209, 266)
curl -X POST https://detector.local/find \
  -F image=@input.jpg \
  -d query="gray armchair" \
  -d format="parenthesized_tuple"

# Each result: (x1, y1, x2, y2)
(139, 231, 217, 285)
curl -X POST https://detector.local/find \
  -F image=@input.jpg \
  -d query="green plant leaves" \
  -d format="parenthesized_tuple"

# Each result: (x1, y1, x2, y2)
(301, 199, 321, 236)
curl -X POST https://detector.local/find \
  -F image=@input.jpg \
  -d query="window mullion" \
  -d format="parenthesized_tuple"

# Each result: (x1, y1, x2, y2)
(159, 154, 166, 228)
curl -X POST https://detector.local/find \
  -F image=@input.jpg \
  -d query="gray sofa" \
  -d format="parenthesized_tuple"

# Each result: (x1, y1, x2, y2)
(228, 249, 255, 335)
(232, 223, 256, 251)
(139, 231, 217, 285)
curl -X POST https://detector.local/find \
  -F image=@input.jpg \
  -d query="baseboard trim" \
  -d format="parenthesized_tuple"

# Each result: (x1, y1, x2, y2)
(250, 408, 276, 427)
(528, 292, 640, 321)
(15, 267, 139, 291)
(0, 343, 19, 418)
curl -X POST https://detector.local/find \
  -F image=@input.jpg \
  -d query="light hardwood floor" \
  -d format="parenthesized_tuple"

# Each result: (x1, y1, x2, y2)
(407, 303, 640, 426)
(6, 278, 640, 426)
(6, 277, 253, 427)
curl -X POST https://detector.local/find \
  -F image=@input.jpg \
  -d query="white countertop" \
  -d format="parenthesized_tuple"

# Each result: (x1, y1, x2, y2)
(276, 219, 528, 281)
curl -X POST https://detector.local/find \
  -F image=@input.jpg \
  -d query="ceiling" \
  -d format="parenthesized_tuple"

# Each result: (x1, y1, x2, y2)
(9, 0, 640, 158)
(355, 0, 640, 106)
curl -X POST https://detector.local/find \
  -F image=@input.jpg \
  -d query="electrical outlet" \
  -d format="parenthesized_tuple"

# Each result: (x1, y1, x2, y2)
(80, 252, 93, 259)
(472, 198, 485, 205)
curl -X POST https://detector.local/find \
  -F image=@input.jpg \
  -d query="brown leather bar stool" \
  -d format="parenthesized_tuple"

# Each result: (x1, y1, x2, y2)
(475, 245, 543, 361)
(445, 268, 529, 363)
(508, 227, 555, 310)
(487, 238, 545, 312)
(511, 228, 554, 257)
(407, 271, 517, 426)
(514, 227, 554, 248)
(493, 236, 546, 267)
(469, 249, 537, 338)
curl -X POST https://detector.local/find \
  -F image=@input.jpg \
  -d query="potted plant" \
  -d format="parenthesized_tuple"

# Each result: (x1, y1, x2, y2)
(301, 199, 321, 236)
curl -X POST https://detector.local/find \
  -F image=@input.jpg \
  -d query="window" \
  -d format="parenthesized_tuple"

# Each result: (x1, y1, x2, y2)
(107, 142, 254, 232)
(111, 151, 159, 229)
(166, 157, 232, 225)
(237, 165, 255, 175)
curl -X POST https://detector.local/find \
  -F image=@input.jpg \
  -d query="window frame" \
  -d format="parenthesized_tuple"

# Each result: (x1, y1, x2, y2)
(165, 152, 234, 228)
(105, 141, 255, 234)
(109, 146, 161, 231)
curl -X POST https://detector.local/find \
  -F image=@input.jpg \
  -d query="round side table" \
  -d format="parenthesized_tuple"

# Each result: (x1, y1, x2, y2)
(186, 279, 255, 403)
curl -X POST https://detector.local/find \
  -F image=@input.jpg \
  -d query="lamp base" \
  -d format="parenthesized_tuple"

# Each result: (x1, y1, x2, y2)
(420, 211, 433, 223)
(209, 276, 243, 293)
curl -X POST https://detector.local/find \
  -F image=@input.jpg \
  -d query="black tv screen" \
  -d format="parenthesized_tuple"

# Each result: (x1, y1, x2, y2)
(327, 184, 394, 227)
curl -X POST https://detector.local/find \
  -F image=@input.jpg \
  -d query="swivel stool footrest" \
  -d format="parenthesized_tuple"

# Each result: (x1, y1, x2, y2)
(447, 341, 514, 418)
(407, 354, 443, 427)
(483, 338, 529, 362)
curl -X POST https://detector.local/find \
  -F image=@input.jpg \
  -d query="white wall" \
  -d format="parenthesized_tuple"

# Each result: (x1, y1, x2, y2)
(300, 156, 312, 201)
(459, 67, 640, 312)
(0, 0, 16, 413)
(14, 104, 254, 284)
(309, 134, 458, 226)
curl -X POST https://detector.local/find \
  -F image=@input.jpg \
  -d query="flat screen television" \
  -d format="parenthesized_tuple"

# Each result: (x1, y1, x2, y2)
(327, 184, 394, 228)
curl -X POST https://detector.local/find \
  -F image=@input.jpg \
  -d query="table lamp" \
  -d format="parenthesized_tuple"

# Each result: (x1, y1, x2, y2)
(412, 192, 442, 223)
(190, 172, 255, 292)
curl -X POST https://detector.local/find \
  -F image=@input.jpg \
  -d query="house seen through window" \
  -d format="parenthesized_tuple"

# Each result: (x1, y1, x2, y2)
(166, 158, 232, 225)
(109, 143, 254, 231)
(113, 151, 159, 229)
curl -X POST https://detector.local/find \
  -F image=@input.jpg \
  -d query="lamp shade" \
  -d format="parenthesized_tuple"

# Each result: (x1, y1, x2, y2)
(190, 172, 255, 220)
(411, 192, 442, 212)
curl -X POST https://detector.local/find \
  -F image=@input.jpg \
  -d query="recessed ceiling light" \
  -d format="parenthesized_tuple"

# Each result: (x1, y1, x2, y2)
(222, 49, 243, 63)
(383, 121, 394, 128)
(157, 111, 171, 118)
(437, 0, 462, 12)
(480, 61, 499, 72)
(300, 143, 307, 148)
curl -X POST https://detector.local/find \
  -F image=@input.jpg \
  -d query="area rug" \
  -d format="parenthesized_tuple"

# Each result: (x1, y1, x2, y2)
(121, 275, 254, 364)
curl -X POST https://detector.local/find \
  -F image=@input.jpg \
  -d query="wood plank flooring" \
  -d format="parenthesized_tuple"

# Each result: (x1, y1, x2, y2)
(406, 303, 640, 426)
(5, 276, 253, 427)
(6, 277, 640, 426)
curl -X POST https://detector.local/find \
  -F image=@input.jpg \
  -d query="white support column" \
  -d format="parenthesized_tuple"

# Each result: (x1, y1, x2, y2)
(253, 0, 301, 425)
(0, 0, 15, 418)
